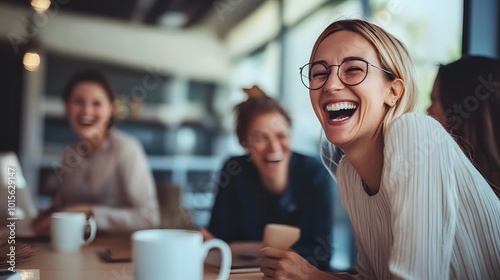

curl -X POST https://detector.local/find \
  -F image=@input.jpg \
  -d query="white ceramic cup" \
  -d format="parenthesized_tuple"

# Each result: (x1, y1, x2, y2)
(51, 212, 97, 252)
(132, 229, 231, 280)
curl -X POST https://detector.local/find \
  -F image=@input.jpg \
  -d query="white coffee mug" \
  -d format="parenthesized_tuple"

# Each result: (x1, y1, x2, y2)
(132, 229, 231, 280)
(51, 212, 97, 252)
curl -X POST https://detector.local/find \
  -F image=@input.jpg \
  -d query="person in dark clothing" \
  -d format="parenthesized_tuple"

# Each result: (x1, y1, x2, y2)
(201, 85, 335, 270)
(428, 56, 500, 198)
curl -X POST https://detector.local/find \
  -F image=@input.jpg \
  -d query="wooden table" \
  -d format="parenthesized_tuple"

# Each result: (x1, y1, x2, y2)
(16, 234, 263, 280)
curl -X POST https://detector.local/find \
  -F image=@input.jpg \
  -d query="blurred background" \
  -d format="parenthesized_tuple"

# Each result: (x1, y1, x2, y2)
(0, 0, 498, 271)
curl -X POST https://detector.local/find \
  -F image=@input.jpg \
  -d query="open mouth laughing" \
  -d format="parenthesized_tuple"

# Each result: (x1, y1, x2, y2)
(263, 152, 284, 164)
(325, 101, 358, 122)
(79, 115, 96, 127)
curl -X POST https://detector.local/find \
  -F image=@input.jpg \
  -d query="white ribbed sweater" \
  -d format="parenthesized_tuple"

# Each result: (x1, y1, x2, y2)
(335, 113, 500, 280)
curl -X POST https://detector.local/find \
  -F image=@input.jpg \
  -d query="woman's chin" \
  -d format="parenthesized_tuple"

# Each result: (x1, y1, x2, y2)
(324, 133, 349, 147)
(75, 127, 106, 142)
(261, 163, 287, 179)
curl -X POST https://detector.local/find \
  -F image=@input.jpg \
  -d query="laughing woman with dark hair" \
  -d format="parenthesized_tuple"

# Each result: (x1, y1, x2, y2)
(428, 56, 500, 198)
(32, 70, 160, 233)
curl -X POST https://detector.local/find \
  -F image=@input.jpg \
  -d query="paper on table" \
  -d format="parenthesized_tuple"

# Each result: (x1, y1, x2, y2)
(0, 269, 39, 280)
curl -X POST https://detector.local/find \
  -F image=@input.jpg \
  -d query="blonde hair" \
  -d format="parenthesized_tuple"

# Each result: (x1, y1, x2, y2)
(310, 19, 419, 135)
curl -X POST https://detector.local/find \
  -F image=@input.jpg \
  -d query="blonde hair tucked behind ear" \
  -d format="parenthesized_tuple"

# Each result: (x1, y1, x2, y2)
(310, 19, 419, 135)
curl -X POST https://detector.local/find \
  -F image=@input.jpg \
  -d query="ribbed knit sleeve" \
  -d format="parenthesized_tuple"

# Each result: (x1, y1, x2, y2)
(333, 113, 500, 279)
(383, 114, 459, 279)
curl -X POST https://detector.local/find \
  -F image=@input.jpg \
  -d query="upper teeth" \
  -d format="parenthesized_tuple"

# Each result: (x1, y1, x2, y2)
(266, 152, 283, 162)
(81, 116, 94, 125)
(326, 102, 358, 112)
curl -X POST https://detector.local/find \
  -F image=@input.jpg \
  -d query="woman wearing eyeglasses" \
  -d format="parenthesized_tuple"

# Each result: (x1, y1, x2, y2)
(260, 19, 500, 279)
(200, 86, 335, 271)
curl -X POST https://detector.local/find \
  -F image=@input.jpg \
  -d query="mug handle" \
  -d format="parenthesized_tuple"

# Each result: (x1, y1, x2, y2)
(83, 216, 97, 245)
(201, 239, 231, 280)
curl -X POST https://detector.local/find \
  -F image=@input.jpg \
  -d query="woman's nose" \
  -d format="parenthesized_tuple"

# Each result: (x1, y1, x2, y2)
(267, 137, 282, 152)
(82, 103, 93, 114)
(323, 68, 344, 93)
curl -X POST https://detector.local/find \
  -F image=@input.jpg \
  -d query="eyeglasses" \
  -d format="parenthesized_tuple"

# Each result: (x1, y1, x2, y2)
(299, 58, 395, 90)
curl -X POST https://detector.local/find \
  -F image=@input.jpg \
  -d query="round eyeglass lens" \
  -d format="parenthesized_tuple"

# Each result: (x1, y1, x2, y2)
(300, 59, 369, 89)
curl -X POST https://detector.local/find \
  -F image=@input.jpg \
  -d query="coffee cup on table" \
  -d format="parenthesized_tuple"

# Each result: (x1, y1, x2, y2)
(263, 224, 301, 250)
(132, 229, 231, 280)
(50, 212, 97, 253)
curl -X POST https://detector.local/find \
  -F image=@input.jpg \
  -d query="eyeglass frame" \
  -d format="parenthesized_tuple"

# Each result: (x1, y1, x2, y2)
(299, 57, 395, 90)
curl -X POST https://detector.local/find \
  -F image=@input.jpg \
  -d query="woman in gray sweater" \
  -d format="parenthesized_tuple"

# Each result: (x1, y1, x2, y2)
(33, 70, 160, 233)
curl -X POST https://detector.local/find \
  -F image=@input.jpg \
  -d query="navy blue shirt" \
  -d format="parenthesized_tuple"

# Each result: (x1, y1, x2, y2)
(208, 152, 335, 270)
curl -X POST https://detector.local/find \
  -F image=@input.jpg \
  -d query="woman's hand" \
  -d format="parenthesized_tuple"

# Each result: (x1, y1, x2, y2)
(260, 247, 335, 280)
(62, 204, 93, 218)
(31, 204, 92, 234)
(198, 228, 216, 241)
(31, 205, 59, 234)
(31, 214, 51, 234)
